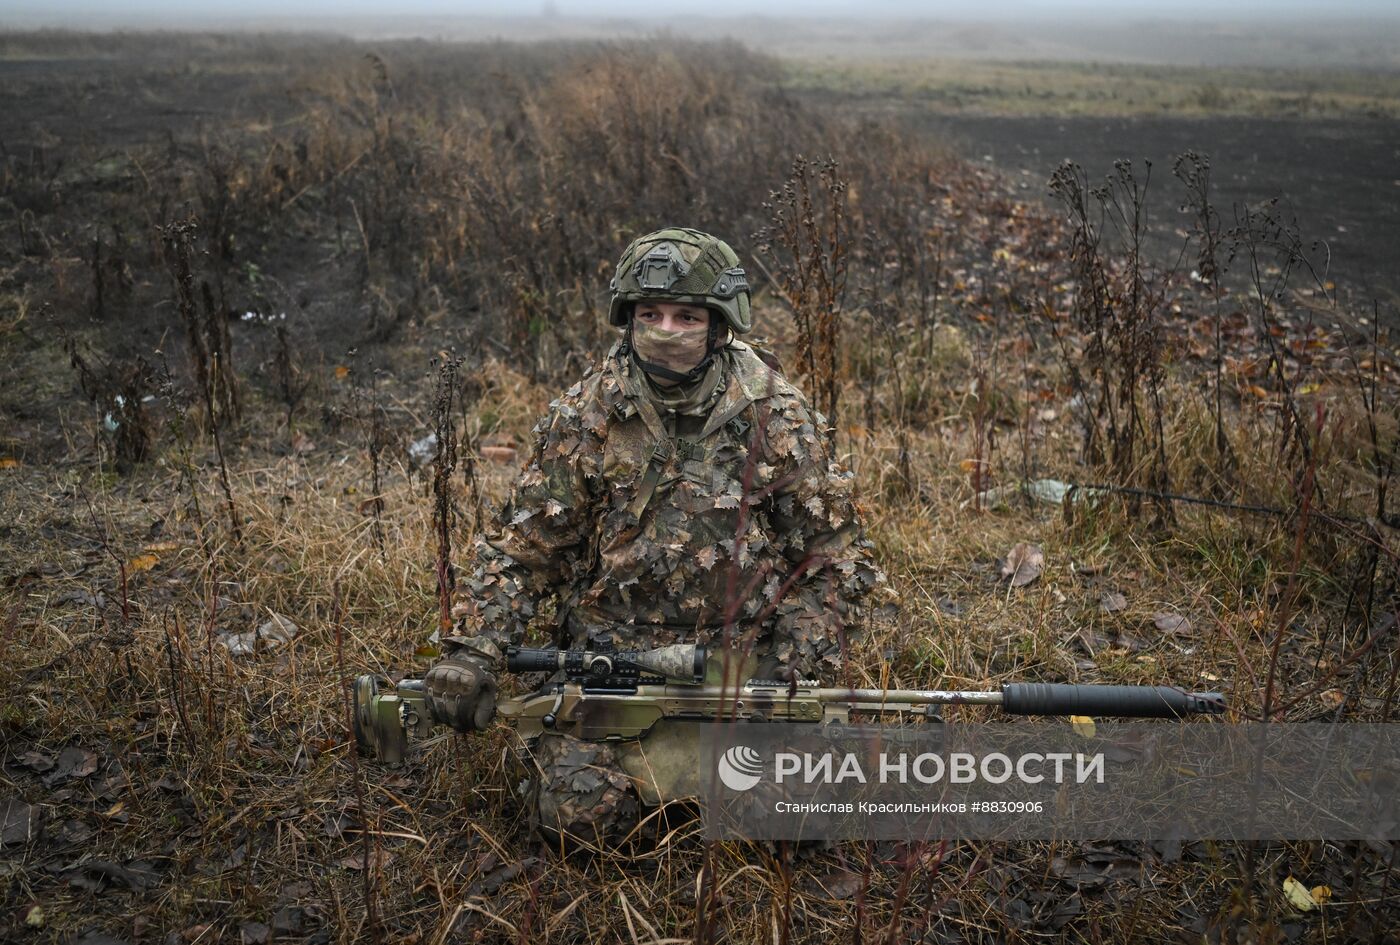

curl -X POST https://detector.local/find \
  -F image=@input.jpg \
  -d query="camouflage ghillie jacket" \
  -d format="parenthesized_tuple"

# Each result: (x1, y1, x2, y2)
(451, 340, 889, 680)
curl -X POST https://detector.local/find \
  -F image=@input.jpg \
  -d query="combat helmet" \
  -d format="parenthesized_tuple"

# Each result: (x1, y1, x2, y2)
(608, 227, 752, 335)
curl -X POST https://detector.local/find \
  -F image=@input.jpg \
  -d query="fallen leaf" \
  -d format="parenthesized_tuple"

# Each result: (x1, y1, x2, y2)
(126, 554, 159, 574)
(1000, 543, 1044, 588)
(1099, 592, 1127, 614)
(1152, 612, 1192, 635)
(1319, 690, 1345, 708)
(64, 859, 153, 891)
(74, 933, 130, 945)
(338, 849, 393, 871)
(465, 858, 537, 897)
(1049, 856, 1111, 888)
(1283, 875, 1318, 912)
(291, 431, 316, 454)
(240, 921, 271, 945)
(414, 645, 440, 659)
(18, 751, 53, 773)
(1074, 629, 1113, 654)
(144, 541, 181, 554)
(1, 800, 39, 846)
(1070, 716, 1096, 738)
(0, 457, 19, 470)
(54, 589, 105, 609)
(1114, 631, 1147, 653)
(324, 809, 355, 838)
(334, 365, 350, 380)
(44, 746, 99, 785)
(1310, 884, 1332, 905)
(24, 905, 43, 928)
(56, 819, 95, 844)
(272, 905, 305, 935)
(815, 869, 864, 899)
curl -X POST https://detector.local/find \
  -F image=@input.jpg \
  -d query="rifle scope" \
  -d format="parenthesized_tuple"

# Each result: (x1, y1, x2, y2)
(505, 643, 707, 684)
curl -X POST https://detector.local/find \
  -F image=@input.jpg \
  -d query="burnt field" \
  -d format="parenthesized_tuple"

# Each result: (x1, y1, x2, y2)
(2, 30, 1400, 945)
(918, 113, 1400, 307)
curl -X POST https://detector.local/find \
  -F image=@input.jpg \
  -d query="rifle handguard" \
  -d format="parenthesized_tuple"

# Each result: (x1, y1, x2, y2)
(1000, 682, 1226, 718)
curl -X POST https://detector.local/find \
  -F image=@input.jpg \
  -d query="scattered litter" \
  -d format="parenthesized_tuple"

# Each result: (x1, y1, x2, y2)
(220, 614, 298, 657)
(407, 433, 438, 469)
(1283, 875, 1327, 912)
(970, 479, 1102, 511)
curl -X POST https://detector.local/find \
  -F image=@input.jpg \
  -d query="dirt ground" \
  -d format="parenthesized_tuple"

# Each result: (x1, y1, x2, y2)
(909, 113, 1400, 309)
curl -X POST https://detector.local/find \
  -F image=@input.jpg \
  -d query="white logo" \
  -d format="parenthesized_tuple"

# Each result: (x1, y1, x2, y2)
(717, 745, 764, 792)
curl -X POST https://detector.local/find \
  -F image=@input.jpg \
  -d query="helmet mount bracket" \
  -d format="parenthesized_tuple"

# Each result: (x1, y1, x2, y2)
(634, 243, 689, 292)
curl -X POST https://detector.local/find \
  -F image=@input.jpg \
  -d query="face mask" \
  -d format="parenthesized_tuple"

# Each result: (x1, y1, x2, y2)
(631, 320, 712, 384)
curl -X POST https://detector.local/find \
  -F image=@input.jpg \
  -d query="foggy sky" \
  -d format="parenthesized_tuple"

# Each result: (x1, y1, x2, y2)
(4, 0, 1399, 22)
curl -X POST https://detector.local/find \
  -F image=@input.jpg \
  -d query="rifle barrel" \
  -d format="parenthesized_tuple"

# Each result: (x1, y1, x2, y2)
(817, 684, 1225, 718)
(819, 688, 1005, 706)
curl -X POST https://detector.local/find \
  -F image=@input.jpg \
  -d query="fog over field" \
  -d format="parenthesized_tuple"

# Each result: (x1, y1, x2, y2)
(3, 3, 1400, 69)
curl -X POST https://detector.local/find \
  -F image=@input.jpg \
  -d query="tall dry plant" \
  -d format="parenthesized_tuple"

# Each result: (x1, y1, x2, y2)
(160, 219, 242, 539)
(348, 352, 390, 553)
(159, 218, 240, 428)
(1229, 198, 1320, 492)
(1049, 159, 1172, 521)
(1173, 150, 1237, 489)
(757, 156, 850, 437)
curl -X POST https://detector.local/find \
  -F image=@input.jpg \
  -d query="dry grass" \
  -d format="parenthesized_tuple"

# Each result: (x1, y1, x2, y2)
(3, 339, 1396, 941)
(1, 29, 1398, 945)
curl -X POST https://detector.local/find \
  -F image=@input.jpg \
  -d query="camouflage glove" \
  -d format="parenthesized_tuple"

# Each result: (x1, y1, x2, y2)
(424, 640, 500, 732)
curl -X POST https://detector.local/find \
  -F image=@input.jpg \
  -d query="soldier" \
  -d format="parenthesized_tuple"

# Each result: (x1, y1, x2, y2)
(423, 227, 889, 846)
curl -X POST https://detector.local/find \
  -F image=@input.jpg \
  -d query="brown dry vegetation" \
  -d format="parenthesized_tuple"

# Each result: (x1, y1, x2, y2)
(2, 31, 1399, 945)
